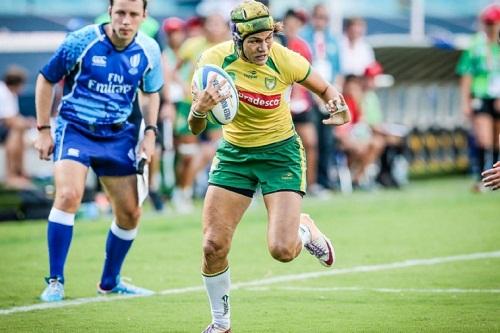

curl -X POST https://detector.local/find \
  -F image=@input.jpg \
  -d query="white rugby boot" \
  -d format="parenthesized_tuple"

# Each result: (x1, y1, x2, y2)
(299, 213, 335, 267)
(202, 323, 231, 333)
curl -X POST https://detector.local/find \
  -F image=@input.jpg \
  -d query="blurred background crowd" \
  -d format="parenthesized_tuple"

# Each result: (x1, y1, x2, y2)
(0, 0, 498, 220)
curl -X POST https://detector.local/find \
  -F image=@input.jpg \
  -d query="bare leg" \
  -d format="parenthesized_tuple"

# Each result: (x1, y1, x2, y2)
(202, 185, 251, 273)
(263, 191, 335, 266)
(263, 191, 303, 262)
(202, 185, 251, 331)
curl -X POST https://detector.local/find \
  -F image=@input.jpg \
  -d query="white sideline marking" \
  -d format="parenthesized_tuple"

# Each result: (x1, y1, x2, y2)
(246, 286, 500, 294)
(1, 250, 499, 316)
(229, 250, 500, 290)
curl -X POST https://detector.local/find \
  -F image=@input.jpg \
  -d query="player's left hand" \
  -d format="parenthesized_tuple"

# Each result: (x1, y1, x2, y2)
(139, 132, 156, 162)
(323, 94, 351, 126)
(482, 161, 500, 190)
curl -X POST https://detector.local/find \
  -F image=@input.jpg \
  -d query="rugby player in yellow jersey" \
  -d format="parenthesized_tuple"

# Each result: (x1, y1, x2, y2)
(189, 2, 350, 332)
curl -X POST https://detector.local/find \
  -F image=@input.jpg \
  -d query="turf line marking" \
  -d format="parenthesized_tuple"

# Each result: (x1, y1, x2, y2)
(245, 286, 500, 294)
(229, 250, 500, 289)
(1, 250, 499, 315)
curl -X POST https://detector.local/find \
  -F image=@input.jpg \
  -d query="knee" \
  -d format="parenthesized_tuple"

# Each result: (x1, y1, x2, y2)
(117, 206, 141, 228)
(55, 187, 82, 208)
(203, 238, 229, 263)
(269, 243, 296, 263)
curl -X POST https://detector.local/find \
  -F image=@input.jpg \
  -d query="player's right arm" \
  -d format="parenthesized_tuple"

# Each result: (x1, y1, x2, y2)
(188, 46, 229, 135)
(34, 74, 55, 160)
(34, 27, 90, 160)
(188, 78, 229, 135)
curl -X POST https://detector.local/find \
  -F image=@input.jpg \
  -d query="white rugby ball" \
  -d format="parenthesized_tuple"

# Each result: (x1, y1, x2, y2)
(192, 64, 239, 125)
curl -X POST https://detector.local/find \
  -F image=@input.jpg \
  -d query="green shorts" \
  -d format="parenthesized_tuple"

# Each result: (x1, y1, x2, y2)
(174, 101, 221, 136)
(209, 135, 306, 196)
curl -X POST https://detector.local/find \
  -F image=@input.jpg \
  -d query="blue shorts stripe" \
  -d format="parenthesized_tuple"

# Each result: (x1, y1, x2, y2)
(56, 120, 68, 162)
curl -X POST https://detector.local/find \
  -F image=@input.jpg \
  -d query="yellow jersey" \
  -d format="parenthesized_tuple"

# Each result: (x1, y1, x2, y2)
(196, 40, 311, 147)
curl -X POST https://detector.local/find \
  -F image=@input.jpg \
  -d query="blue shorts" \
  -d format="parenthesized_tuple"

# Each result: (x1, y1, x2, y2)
(54, 117, 138, 177)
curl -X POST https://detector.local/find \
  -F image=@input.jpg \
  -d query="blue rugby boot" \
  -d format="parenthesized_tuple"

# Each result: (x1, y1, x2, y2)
(40, 277, 64, 302)
(97, 276, 154, 296)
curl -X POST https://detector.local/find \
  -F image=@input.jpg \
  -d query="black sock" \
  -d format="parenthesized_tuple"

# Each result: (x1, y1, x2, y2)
(477, 147, 486, 179)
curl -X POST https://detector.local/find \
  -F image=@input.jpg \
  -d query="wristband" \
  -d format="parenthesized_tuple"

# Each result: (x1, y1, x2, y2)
(37, 125, 51, 131)
(144, 125, 159, 137)
(191, 110, 207, 119)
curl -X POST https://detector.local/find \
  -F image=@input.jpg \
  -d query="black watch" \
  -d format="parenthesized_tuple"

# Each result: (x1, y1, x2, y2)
(144, 125, 159, 137)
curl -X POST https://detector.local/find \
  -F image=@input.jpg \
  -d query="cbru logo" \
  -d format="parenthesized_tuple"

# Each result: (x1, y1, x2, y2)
(67, 148, 80, 157)
(238, 89, 281, 109)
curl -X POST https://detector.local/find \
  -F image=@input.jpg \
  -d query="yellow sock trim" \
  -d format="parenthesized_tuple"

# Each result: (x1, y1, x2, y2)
(202, 265, 229, 277)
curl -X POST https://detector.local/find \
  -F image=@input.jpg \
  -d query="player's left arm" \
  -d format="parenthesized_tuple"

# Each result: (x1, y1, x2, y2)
(300, 69, 351, 126)
(137, 91, 160, 162)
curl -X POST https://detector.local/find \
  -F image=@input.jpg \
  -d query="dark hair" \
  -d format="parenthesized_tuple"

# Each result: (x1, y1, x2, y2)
(3, 66, 27, 87)
(109, 0, 147, 11)
(344, 74, 362, 84)
(283, 9, 307, 24)
(345, 17, 365, 29)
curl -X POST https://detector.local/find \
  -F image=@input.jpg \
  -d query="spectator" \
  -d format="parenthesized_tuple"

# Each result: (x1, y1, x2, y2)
(0, 66, 34, 189)
(362, 62, 407, 188)
(282, 9, 324, 197)
(301, 3, 342, 191)
(336, 75, 385, 188)
(160, 16, 188, 209)
(185, 16, 204, 38)
(172, 12, 230, 212)
(341, 17, 375, 76)
(456, 4, 500, 192)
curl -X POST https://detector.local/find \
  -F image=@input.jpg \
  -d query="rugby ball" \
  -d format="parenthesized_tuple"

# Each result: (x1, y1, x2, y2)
(192, 64, 239, 125)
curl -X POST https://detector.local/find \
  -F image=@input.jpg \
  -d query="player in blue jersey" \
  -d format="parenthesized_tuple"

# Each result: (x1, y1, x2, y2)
(34, 0, 163, 302)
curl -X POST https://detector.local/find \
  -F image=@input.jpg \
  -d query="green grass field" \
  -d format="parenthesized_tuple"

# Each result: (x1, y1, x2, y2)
(0, 177, 499, 332)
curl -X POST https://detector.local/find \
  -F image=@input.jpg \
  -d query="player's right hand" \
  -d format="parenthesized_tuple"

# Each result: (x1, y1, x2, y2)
(192, 77, 231, 114)
(34, 131, 54, 161)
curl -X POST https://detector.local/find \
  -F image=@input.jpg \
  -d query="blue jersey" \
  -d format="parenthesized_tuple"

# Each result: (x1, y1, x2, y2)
(41, 24, 163, 125)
